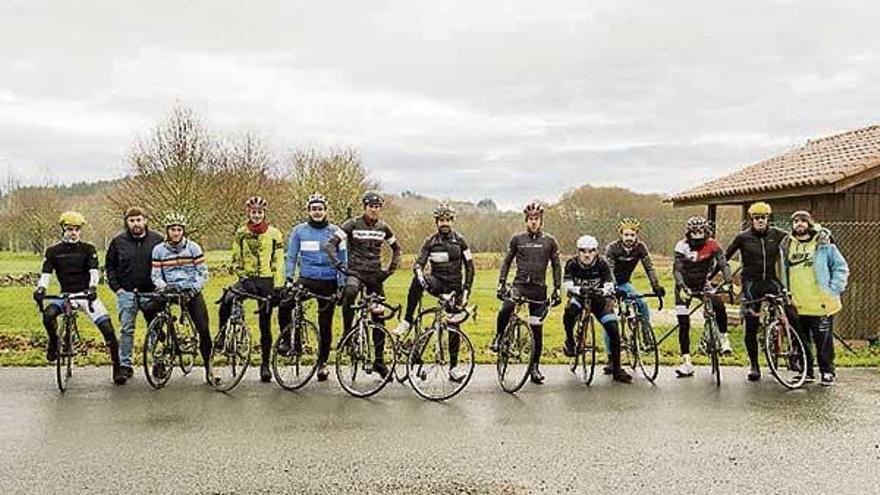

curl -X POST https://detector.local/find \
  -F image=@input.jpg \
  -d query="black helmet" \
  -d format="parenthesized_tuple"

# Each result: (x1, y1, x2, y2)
(433, 202, 456, 220)
(362, 191, 384, 207)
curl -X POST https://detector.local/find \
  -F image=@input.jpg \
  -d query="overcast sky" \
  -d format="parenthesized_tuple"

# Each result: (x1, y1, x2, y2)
(1, 0, 878, 208)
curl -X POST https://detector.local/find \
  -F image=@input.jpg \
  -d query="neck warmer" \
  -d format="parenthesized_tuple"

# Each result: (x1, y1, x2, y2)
(247, 221, 269, 235)
(308, 218, 329, 229)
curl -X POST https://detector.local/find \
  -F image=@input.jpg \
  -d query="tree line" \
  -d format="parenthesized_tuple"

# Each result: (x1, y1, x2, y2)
(0, 105, 740, 258)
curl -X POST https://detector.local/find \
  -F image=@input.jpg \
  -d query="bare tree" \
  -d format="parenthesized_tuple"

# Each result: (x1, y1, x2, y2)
(203, 132, 279, 242)
(9, 185, 63, 253)
(286, 147, 378, 224)
(109, 106, 216, 238)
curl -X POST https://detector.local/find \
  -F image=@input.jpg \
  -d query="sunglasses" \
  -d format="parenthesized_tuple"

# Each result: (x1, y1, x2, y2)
(752, 215, 769, 220)
(578, 248, 597, 253)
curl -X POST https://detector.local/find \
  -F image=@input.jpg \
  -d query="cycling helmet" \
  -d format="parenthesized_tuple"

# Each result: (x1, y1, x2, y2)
(576, 235, 599, 251)
(747, 201, 772, 217)
(433, 202, 456, 220)
(163, 212, 188, 229)
(306, 193, 327, 208)
(59, 211, 87, 227)
(362, 191, 384, 206)
(523, 201, 544, 218)
(685, 216, 708, 234)
(617, 217, 641, 233)
(245, 196, 268, 210)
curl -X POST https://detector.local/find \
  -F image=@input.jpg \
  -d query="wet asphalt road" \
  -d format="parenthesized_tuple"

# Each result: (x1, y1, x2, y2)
(1, 365, 878, 495)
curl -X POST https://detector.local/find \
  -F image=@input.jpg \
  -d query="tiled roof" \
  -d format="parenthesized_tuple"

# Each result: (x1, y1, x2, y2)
(670, 125, 880, 203)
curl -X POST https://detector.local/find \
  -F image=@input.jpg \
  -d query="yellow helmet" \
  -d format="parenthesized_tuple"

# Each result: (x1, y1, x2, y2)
(58, 211, 87, 227)
(747, 202, 772, 217)
(618, 217, 641, 233)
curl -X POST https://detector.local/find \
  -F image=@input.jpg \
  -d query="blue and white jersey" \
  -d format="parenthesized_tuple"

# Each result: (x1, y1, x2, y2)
(286, 222, 347, 285)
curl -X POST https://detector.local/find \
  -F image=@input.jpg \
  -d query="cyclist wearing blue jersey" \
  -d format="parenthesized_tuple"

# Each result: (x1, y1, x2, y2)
(280, 194, 347, 381)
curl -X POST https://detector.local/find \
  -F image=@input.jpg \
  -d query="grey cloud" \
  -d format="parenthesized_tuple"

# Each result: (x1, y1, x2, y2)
(0, 0, 878, 206)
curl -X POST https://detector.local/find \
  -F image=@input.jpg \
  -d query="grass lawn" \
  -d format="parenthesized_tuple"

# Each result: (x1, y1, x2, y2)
(2, 251, 878, 367)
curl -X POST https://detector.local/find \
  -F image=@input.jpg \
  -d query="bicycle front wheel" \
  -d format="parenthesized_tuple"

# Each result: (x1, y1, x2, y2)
(208, 322, 251, 392)
(634, 320, 659, 383)
(272, 320, 320, 391)
(55, 320, 76, 393)
(574, 316, 597, 386)
(764, 319, 807, 390)
(496, 319, 533, 394)
(408, 325, 475, 401)
(335, 322, 396, 398)
(705, 320, 721, 387)
(143, 316, 173, 389)
(176, 312, 199, 375)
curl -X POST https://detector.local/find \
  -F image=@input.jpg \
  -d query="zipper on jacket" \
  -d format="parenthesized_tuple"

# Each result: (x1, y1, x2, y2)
(761, 238, 766, 280)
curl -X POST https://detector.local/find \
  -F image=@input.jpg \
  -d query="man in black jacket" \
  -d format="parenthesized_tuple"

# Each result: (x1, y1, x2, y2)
(491, 201, 562, 384)
(724, 202, 796, 382)
(105, 207, 164, 382)
(326, 191, 402, 378)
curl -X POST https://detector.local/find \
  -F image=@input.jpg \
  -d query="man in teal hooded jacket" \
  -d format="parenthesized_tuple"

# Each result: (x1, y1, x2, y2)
(780, 211, 849, 386)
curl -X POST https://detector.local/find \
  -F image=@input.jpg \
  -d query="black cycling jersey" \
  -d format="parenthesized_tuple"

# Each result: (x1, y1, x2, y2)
(724, 227, 787, 283)
(414, 231, 475, 290)
(563, 256, 614, 292)
(328, 215, 401, 277)
(41, 241, 99, 293)
(498, 230, 561, 290)
(604, 240, 660, 287)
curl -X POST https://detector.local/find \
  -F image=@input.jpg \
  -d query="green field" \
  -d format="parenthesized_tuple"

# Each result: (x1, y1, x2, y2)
(1, 251, 878, 367)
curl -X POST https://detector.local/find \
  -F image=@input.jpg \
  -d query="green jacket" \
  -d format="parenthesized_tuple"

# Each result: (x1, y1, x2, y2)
(231, 225, 285, 286)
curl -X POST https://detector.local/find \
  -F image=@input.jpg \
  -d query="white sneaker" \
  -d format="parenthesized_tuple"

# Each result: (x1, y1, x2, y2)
(675, 356, 694, 378)
(720, 333, 733, 355)
(393, 320, 411, 336)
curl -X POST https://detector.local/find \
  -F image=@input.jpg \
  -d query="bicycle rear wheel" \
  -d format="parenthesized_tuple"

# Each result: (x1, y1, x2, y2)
(496, 319, 533, 394)
(408, 325, 475, 401)
(634, 320, 659, 383)
(208, 322, 251, 392)
(335, 322, 396, 398)
(764, 319, 807, 390)
(55, 319, 76, 393)
(272, 320, 320, 391)
(143, 316, 173, 389)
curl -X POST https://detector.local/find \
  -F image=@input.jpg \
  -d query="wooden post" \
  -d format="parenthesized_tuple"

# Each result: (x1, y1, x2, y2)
(707, 204, 717, 224)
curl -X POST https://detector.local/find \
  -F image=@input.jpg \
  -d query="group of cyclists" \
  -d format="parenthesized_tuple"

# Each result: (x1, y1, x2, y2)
(33, 191, 850, 390)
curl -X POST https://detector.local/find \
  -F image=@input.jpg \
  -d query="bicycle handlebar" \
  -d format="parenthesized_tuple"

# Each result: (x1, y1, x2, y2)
(226, 286, 271, 304)
(616, 292, 665, 312)
(36, 292, 94, 313)
(741, 292, 791, 306)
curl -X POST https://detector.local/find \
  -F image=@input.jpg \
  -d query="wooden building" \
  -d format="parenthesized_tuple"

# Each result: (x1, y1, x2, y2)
(669, 124, 880, 340)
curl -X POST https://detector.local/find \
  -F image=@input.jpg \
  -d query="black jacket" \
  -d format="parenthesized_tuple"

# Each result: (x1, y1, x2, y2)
(604, 240, 660, 288)
(41, 241, 99, 293)
(724, 227, 787, 283)
(105, 229, 164, 292)
(499, 230, 562, 290)
(327, 215, 401, 279)
(414, 231, 475, 289)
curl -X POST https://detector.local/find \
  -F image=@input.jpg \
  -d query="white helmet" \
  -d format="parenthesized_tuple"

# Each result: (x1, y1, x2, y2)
(576, 235, 599, 251)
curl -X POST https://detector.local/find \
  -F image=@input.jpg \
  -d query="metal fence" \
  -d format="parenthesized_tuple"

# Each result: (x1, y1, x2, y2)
(404, 215, 880, 340)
